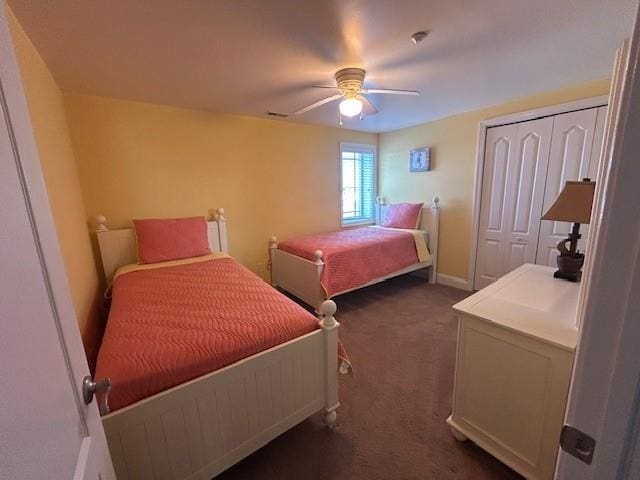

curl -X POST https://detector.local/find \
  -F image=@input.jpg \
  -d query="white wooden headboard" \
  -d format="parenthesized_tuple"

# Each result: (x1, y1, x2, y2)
(95, 208, 228, 283)
(376, 196, 440, 276)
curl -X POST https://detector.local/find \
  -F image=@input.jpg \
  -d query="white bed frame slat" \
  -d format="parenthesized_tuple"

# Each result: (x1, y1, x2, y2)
(145, 418, 172, 479)
(93, 209, 341, 479)
(269, 197, 441, 310)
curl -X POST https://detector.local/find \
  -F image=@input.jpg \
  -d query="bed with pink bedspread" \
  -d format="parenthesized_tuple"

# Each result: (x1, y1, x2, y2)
(277, 226, 431, 298)
(95, 254, 349, 412)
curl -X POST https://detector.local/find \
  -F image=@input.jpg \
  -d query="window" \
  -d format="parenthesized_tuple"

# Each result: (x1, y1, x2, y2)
(340, 142, 377, 226)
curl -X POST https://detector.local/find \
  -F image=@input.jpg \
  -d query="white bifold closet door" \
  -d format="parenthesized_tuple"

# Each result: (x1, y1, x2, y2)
(475, 106, 607, 289)
(475, 117, 553, 289)
(535, 106, 607, 266)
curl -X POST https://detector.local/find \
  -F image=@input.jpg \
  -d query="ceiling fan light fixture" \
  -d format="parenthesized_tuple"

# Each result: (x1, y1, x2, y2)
(290, 67, 419, 120)
(339, 97, 362, 117)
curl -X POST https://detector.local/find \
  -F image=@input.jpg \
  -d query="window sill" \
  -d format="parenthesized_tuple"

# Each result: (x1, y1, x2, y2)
(341, 219, 375, 228)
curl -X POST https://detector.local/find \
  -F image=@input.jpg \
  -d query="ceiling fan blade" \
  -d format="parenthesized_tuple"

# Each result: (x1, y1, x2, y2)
(294, 94, 343, 115)
(312, 85, 340, 89)
(360, 96, 379, 116)
(361, 88, 420, 96)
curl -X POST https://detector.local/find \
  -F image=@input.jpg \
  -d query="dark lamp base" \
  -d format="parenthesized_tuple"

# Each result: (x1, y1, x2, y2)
(554, 253, 585, 282)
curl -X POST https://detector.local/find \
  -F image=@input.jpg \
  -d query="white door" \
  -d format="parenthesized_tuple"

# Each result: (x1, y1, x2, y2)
(535, 108, 604, 267)
(0, 5, 114, 479)
(474, 117, 553, 289)
(475, 123, 516, 289)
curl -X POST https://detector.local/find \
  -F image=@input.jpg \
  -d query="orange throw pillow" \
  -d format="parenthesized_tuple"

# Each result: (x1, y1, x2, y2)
(381, 203, 424, 229)
(133, 216, 210, 264)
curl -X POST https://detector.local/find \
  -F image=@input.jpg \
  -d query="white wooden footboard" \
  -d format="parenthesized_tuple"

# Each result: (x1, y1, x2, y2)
(269, 236, 326, 310)
(102, 301, 340, 480)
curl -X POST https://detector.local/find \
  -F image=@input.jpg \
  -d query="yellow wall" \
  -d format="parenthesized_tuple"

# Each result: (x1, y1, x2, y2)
(7, 9, 103, 365)
(379, 80, 610, 281)
(63, 94, 377, 278)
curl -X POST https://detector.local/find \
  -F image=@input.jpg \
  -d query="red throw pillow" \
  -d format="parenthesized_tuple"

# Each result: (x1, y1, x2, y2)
(133, 217, 210, 264)
(382, 203, 424, 229)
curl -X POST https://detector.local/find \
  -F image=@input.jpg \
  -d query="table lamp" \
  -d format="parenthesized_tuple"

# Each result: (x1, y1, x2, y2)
(541, 178, 596, 282)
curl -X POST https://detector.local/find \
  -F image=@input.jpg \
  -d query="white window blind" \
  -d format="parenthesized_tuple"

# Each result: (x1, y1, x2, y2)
(340, 143, 376, 226)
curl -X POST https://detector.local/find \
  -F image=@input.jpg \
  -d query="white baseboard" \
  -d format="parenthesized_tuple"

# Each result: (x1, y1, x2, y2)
(436, 273, 472, 291)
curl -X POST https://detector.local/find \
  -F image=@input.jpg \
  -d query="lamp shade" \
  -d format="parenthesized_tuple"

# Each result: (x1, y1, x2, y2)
(542, 180, 596, 224)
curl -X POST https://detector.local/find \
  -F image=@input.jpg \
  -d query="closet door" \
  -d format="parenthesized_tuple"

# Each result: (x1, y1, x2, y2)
(501, 118, 554, 273)
(535, 108, 603, 266)
(475, 124, 516, 289)
(474, 117, 553, 289)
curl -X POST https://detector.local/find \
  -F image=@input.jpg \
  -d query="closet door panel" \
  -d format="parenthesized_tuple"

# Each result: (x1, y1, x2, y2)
(502, 118, 553, 272)
(536, 109, 599, 266)
(487, 144, 509, 232)
(475, 124, 517, 289)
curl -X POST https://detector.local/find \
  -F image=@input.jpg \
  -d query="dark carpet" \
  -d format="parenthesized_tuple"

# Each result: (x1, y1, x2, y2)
(217, 274, 522, 480)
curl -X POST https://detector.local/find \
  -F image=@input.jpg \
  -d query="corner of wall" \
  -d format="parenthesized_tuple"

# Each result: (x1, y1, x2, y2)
(7, 6, 105, 370)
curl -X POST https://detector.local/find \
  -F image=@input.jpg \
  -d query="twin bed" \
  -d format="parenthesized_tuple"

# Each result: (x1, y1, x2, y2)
(270, 198, 440, 309)
(94, 200, 440, 479)
(95, 211, 343, 480)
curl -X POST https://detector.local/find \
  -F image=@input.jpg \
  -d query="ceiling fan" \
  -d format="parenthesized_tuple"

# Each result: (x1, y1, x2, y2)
(292, 68, 420, 124)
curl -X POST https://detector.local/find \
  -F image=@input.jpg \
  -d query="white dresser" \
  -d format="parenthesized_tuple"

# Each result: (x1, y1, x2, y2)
(447, 263, 579, 479)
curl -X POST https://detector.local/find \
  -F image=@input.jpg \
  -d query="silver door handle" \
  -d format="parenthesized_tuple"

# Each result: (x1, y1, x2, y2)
(82, 376, 111, 415)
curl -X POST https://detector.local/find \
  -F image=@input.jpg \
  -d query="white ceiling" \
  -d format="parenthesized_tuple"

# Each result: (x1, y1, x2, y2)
(9, 0, 636, 132)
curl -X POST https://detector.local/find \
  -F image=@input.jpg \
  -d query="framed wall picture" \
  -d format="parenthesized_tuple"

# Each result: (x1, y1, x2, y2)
(410, 147, 431, 172)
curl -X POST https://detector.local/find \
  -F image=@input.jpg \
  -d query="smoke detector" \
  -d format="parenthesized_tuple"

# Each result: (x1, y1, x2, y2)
(411, 30, 430, 44)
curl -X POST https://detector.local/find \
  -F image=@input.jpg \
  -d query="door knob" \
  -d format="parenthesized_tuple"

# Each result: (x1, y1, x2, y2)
(82, 376, 111, 415)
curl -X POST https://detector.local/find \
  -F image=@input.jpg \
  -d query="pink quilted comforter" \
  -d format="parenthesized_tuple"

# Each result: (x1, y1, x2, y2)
(278, 227, 421, 297)
(95, 257, 348, 412)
